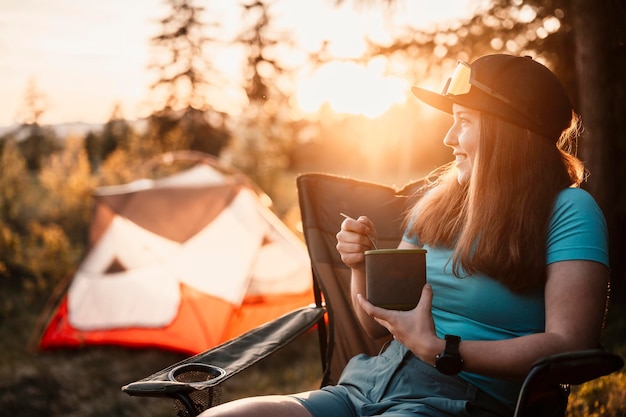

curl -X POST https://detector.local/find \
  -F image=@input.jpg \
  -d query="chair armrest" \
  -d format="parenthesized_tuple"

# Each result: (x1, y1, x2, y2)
(526, 349, 624, 386)
(514, 349, 624, 417)
(122, 305, 325, 398)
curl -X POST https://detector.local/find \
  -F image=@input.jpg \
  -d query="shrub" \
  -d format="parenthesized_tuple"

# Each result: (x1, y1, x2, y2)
(568, 372, 626, 417)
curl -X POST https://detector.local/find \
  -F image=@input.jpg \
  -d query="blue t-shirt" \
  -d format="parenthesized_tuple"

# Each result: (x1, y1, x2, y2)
(402, 187, 609, 409)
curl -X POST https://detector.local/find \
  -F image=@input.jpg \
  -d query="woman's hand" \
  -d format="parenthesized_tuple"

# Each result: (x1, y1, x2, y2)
(336, 215, 377, 269)
(337, 215, 389, 338)
(357, 283, 443, 365)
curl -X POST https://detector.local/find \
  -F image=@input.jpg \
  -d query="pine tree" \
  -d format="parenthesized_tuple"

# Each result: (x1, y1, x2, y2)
(227, 0, 298, 195)
(14, 79, 60, 171)
(147, 0, 230, 155)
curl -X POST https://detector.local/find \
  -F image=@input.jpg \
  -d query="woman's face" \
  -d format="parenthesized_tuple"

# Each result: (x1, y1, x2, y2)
(444, 104, 481, 185)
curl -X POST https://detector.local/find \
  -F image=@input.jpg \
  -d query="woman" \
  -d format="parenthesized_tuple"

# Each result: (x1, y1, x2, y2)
(201, 54, 609, 417)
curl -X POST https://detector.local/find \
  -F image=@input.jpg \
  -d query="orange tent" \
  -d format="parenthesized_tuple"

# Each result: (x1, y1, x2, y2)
(38, 157, 313, 354)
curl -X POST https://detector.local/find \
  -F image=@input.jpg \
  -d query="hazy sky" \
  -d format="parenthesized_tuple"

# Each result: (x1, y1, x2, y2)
(0, 0, 481, 127)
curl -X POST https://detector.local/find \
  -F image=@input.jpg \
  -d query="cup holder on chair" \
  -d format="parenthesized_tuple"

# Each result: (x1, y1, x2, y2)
(166, 363, 226, 415)
(167, 363, 227, 387)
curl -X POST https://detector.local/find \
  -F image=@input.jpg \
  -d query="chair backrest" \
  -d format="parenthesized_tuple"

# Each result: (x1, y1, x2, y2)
(297, 173, 425, 386)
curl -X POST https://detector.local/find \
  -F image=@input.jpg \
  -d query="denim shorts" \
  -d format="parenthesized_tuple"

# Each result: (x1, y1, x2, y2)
(291, 340, 513, 417)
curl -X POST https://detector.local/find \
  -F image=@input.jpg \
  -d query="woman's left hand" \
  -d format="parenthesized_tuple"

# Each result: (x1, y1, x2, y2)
(357, 283, 441, 364)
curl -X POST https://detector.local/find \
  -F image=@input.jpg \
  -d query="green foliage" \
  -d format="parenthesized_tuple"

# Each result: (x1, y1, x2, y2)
(0, 138, 33, 222)
(568, 372, 626, 417)
(0, 139, 41, 289)
(17, 125, 62, 171)
(17, 222, 73, 292)
(0, 136, 90, 309)
(38, 137, 95, 235)
(224, 106, 295, 199)
(85, 108, 133, 170)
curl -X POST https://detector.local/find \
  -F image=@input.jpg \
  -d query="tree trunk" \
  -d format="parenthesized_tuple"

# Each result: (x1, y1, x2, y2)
(572, 0, 626, 292)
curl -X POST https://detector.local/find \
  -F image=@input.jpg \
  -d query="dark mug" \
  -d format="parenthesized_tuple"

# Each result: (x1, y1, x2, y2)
(364, 248, 427, 310)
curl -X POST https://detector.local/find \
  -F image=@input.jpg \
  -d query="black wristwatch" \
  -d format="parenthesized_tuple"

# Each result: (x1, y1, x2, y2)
(435, 335, 464, 375)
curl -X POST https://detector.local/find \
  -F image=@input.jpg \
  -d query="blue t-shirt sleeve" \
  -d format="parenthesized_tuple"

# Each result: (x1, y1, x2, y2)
(402, 217, 420, 246)
(546, 188, 609, 267)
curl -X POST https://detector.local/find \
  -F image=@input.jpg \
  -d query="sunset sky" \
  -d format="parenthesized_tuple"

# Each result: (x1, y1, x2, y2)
(0, 0, 484, 127)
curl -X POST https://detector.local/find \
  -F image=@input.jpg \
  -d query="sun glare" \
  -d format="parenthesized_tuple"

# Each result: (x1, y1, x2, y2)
(0, 0, 485, 126)
(290, 0, 484, 120)
(296, 59, 409, 119)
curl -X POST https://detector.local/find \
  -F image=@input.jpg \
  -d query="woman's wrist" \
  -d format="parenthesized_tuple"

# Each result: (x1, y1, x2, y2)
(414, 336, 445, 366)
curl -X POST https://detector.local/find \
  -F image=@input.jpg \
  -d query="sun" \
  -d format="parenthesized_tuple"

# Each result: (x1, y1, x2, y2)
(296, 58, 409, 119)
(289, 0, 484, 120)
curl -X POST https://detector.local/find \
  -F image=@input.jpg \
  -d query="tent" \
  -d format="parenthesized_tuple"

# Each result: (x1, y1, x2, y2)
(38, 155, 313, 354)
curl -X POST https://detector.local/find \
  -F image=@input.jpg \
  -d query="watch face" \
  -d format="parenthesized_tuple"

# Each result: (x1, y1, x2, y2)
(436, 355, 463, 375)
(436, 334, 463, 375)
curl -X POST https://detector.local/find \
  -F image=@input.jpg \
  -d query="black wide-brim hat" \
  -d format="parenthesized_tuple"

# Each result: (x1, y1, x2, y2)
(411, 54, 573, 139)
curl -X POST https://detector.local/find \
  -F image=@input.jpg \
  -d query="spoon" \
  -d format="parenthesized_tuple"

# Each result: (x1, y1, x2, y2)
(340, 212, 379, 250)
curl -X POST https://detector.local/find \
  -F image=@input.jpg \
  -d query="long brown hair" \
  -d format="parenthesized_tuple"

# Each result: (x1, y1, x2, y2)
(407, 112, 584, 293)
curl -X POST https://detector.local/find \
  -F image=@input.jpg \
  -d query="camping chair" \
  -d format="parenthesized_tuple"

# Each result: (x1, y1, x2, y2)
(122, 172, 624, 417)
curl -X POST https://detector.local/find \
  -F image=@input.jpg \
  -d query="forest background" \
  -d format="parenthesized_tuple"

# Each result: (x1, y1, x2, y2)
(0, 0, 625, 416)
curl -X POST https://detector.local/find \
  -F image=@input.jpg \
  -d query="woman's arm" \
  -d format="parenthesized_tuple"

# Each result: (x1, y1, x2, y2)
(358, 259, 609, 379)
(458, 259, 609, 379)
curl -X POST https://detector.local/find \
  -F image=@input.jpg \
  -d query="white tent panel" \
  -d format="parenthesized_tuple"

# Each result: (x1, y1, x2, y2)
(68, 264, 181, 330)
(173, 189, 267, 305)
(248, 241, 312, 295)
(80, 216, 179, 272)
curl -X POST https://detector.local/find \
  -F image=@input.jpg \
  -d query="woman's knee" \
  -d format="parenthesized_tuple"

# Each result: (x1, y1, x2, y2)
(199, 394, 313, 417)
